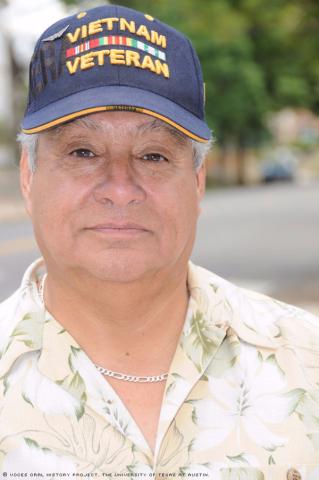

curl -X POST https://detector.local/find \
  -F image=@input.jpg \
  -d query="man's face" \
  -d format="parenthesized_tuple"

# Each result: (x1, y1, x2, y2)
(21, 111, 206, 283)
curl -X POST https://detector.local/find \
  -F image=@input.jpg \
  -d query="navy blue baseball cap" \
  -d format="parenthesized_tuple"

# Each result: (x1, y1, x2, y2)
(21, 4, 211, 142)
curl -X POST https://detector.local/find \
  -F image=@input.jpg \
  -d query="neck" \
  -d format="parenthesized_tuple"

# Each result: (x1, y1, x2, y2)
(42, 263, 190, 374)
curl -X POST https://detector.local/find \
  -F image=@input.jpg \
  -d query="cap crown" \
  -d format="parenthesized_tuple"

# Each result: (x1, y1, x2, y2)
(26, 5, 205, 120)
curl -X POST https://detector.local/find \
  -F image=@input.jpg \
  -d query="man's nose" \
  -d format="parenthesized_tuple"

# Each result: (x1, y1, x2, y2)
(93, 159, 146, 207)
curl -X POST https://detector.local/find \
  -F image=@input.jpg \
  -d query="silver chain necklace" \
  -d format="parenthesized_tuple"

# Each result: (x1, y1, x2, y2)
(37, 275, 168, 383)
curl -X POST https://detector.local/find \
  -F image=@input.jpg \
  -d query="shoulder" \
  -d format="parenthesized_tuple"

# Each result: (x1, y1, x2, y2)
(188, 261, 319, 345)
(0, 258, 45, 346)
(189, 262, 319, 394)
(0, 288, 25, 357)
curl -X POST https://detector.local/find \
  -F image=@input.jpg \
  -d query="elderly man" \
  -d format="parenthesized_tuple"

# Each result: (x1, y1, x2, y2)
(0, 4, 318, 479)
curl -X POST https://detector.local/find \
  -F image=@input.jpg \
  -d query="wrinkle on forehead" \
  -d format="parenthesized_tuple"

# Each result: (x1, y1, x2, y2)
(45, 114, 190, 147)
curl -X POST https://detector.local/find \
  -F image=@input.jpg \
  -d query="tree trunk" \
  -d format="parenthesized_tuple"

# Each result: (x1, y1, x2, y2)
(235, 143, 246, 185)
(215, 144, 228, 184)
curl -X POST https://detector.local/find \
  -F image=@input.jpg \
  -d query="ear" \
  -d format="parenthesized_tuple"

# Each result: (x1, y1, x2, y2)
(195, 163, 206, 217)
(20, 149, 34, 216)
(196, 162, 206, 201)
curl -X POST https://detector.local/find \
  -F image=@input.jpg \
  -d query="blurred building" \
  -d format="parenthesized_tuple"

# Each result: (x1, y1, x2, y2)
(0, 0, 67, 165)
(268, 108, 319, 146)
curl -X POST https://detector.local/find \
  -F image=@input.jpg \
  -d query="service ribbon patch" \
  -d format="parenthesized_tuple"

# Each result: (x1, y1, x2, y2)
(64, 15, 170, 79)
(66, 36, 166, 61)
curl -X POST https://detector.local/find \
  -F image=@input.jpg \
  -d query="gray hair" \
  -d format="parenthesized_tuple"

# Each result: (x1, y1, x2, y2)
(17, 127, 212, 173)
(17, 132, 39, 173)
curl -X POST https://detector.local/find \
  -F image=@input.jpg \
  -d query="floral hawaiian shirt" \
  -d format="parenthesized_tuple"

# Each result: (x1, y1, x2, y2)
(0, 258, 318, 479)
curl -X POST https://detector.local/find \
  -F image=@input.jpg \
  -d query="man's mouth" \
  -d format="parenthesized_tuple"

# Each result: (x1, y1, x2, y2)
(86, 222, 150, 237)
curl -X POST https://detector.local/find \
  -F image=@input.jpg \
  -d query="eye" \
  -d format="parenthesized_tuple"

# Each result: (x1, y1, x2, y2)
(142, 153, 168, 163)
(70, 148, 95, 158)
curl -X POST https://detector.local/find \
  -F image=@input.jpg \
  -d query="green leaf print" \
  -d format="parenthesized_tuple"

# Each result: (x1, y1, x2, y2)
(206, 333, 241, 378)
(56, 371, 87, 420)
(103, 403, 129, 436)
(22, 392, 34, 407)
(210, 283, 219, 294)
(157, 421, 185, 468)
(226, 453, 251, 465)
(10, 312, 43, 349)
(181, 311, 224, 371)
(221, 468, 264, 480)
(268, 455, 276, 465)
(24, 437, 39, 449)
(2, 375, 9, 395)
(296, 389, 319, 444)
(307, 432, 319, 448)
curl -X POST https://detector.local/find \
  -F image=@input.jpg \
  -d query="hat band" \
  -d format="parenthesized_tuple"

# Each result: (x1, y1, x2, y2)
(21, 105, 209, 143)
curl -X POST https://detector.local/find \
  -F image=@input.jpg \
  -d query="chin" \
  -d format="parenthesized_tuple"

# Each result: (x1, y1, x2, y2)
(77, 251, 161, 283)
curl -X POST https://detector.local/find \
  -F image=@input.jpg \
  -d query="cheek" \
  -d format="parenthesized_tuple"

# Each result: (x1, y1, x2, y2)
(30, 175, 90, 240)
(153, 178, 199, 244)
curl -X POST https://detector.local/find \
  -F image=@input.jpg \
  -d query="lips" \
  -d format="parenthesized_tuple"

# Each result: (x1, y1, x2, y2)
(84, 222, 151, 239)
(87, 222, 149, 231)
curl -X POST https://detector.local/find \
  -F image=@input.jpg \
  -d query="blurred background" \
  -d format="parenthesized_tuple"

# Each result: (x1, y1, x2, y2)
(0, 0, 318, 313)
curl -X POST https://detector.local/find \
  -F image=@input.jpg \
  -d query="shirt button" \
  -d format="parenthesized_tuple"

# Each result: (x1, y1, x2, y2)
(287, 468, 302, 480)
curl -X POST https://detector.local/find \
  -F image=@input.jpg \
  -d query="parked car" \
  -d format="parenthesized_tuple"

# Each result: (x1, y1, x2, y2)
(260, 148, 298, 183)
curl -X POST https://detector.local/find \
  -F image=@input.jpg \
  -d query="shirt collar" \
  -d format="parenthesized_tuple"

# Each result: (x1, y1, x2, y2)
(0, 258, 283, 380)
(187, 261, 284, 349)
(0, 258, 45, 378)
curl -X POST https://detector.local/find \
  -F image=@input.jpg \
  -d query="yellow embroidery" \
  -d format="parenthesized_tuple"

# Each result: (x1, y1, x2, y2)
(150, 31, 167, 49)
(81, 24, 88, 38)
(77, 12, 87, 20)
(66, 57, 80, 74)
(109, 49, 126, 65)
(125, 50, 140, 67)
(119, 18, 136, 33)
(144, 14, 154, 21)
(154, 59, 169, 78)
(141, 55, 156, 73)
(66, 49, 170, 79)
(80, 53, 95, 70)
(94, 49, 110, 66)
(66, 17, 167, 49)
(136, 24, 151, 42)
(66, 28, 81, 43)
(88, 20, 103, 36)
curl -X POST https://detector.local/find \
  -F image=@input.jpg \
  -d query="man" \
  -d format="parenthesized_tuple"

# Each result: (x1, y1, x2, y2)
(0, 4, 318, 479)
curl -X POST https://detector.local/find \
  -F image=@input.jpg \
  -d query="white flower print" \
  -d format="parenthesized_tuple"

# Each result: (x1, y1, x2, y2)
(0, 297, 20, 356)
(4, 351, 81, 416)
(181, 453, 261, 480)
(68, 346, 144, 448)
(191, 343, 303, 452)
(162, 373, 192, 422)
(2, 438, 76, 473)
(230, 288, 282, 339)
(127, 463, 154, 475)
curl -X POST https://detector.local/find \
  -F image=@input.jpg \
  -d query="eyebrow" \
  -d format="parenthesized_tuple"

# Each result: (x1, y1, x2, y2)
(46, 117, 97, 136)
(46, 115, 190, 146)
(136, 118, 189, 146)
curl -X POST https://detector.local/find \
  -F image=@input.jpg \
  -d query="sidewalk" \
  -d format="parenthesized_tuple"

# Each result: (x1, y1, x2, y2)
(0, 167, 27, 222)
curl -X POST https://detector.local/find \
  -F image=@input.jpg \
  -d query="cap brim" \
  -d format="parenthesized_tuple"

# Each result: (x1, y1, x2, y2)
(21, 86, 211, 142)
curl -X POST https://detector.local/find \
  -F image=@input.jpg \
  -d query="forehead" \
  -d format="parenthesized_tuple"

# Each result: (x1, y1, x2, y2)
(44, 111, 191, 147)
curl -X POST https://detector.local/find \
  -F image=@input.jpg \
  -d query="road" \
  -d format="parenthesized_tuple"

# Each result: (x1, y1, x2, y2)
(1, 181, 319, 312)
(193, 181, 319, 308)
